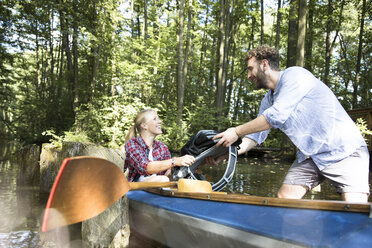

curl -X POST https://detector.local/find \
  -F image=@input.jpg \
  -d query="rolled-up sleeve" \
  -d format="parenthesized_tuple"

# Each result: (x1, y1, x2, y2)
(245, 94, 272, 145)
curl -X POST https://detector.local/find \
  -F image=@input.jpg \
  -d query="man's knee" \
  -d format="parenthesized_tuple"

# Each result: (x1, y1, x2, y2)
(342, 192, 369, 203)
(277, 184, 308, 199)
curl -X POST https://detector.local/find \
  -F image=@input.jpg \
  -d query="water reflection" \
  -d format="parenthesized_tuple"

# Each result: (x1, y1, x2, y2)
(203, 156, 372, 201)
(0, 160, 46, 248)
(0, 231, 40, 248)
(0, 154, 371, 247)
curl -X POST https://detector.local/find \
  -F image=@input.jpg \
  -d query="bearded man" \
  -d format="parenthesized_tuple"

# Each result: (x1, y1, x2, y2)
(214, 46, 369, 203)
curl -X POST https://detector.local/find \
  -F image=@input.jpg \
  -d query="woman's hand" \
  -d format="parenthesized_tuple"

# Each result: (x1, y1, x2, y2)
(175, 155, 195, 167)
(204, 153, 229, 166)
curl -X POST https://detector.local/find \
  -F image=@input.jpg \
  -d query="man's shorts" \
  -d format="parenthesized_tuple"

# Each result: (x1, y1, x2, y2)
(282, 146, 370, 194)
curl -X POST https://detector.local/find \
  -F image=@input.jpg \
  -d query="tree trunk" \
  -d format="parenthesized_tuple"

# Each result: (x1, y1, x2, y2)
(199, 1, 209, 83)
(305, 0, 314, 72)
(249, 0, 257, 50)
(216, 0, 226, 120)
(72, 2, 79, 111)
(130, 0, 135, 37)
(177, 0, 185, 126)
(59, 6, 74, 108)
(154, 1, 160, 75)
(89, 3, 99, 102)
(35, 22, 41, 90)
(223, 0, 231, 99)
(353, 0, 366, 108)
(226, 28, 237, 117)
(338, 34, 353, 90)
(260, 0, 264, 45)
(296, 0, 307, 67)
(49, 11, 55, 95)
(325, 0, 345, 85)
(324, 0, 332, 85)
(275, 0, 282, 49)
(183, 0, 193, 88)
(286, 0, 297, 67)
(143, 0, 148, 40)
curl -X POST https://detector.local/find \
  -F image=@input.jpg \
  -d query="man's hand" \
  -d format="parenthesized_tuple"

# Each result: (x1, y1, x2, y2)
(213, 127, 239, 147)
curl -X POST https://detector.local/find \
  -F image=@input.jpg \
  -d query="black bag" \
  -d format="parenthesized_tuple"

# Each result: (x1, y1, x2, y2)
(180, 130, 241, 157)
(173, 130, 241, 191)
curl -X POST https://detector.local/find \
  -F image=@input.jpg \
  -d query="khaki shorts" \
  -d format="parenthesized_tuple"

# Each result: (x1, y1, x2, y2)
(283, 147, 370, 194)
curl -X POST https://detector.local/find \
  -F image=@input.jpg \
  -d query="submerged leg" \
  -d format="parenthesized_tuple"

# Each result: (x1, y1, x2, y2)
(277, 184, 308, 199)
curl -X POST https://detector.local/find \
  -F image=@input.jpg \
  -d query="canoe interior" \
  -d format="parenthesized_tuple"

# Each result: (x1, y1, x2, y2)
(146, 188, 371, 213)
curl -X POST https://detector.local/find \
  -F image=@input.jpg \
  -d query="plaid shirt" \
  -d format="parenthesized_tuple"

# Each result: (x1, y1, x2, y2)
(124, 136, 171, 182)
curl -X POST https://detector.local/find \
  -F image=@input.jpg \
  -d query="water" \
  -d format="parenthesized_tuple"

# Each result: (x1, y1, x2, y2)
(203, 155, 346, 200)
(0, 160, 45, 247)
(0, 155, 371, 247)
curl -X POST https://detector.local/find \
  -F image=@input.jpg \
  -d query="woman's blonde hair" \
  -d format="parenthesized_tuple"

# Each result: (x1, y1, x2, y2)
(124, 109, 156, 144)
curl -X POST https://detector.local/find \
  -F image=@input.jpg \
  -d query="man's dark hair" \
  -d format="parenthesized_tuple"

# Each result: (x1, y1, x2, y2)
(244, 46, 280, 71)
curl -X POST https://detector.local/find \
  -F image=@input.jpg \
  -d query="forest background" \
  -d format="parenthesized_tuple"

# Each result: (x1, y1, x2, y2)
(0, 0, 371, 152)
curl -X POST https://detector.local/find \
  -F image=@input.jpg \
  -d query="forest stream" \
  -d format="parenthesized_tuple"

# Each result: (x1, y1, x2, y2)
(0, 150, 371, 247)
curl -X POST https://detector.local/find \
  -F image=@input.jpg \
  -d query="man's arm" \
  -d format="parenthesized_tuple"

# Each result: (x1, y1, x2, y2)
(214, 115, 271, 147)
(235, 115, 272, 138)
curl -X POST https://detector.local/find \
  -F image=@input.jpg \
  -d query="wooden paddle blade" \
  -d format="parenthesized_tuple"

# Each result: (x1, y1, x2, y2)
(178, 179, 212, 193)
(41, 156, 129, 232)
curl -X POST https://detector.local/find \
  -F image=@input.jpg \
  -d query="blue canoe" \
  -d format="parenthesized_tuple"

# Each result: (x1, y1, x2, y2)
(127, 189, 372, 248)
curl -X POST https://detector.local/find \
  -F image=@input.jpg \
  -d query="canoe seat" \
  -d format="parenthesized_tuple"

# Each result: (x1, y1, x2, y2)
(178, 179, 212, 193)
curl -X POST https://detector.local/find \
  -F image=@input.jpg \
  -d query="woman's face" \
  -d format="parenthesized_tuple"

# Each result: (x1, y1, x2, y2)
(143, 111, 163, 136)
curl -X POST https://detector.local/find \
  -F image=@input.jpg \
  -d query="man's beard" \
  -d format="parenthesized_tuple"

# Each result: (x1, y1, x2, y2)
(254, 67, 269, 89)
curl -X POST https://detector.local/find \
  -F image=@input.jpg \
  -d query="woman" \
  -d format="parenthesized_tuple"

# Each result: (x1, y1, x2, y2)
(124, 109, 195, 182)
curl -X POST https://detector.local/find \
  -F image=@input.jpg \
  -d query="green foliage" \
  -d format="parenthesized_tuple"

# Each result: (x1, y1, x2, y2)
(1, 0, 370, 154)
(355, 118, 372, 145)
(74, 97, 148, 148)
(158, 120, 191, 152)
(42, 130, 92, 148)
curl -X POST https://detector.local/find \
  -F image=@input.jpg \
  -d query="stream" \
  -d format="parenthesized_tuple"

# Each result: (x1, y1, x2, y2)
(0, 152, 371, 247)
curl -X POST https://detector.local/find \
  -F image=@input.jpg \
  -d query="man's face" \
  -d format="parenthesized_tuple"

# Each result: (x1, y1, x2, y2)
(247, 57, 268, 89)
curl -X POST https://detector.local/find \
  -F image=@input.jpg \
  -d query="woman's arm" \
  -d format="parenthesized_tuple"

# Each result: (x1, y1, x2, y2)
(146, 155, 195, 174)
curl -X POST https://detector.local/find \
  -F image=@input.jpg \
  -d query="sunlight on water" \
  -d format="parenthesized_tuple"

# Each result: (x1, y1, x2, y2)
(0, 153, 371, 247)
(0, 160, 47, 248)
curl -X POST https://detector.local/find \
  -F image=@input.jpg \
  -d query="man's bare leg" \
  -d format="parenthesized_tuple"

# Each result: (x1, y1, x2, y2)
(342, 192, 368, 203)
(277, 184, 307, 199)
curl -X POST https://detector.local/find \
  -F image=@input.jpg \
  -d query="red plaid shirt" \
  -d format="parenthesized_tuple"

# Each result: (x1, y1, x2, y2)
(124, 136, 171, 182)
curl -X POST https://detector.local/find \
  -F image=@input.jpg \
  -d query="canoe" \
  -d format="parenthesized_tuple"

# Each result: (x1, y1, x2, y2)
(127, 189, 372, 248)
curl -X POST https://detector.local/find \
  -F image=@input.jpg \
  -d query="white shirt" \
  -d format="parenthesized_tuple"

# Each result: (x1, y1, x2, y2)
(246, 67, 366, 170)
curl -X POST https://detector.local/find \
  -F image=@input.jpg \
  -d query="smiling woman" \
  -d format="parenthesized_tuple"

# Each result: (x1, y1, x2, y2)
(124, 109, 195, 183)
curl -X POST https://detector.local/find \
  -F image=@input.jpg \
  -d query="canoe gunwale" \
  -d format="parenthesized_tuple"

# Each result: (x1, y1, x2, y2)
(146, 188, 371, 214)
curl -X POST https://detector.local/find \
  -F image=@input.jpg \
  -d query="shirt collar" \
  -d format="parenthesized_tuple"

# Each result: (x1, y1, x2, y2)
(135, 136, 159, 150)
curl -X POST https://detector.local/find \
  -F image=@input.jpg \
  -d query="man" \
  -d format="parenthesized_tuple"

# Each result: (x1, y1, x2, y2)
(214, 46, 369, 203)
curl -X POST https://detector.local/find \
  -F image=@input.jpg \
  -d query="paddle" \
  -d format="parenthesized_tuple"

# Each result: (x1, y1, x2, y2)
(41, 156, 212, 232)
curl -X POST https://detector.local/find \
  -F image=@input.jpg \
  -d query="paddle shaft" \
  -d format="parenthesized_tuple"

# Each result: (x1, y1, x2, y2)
(129, 181, 177, 190)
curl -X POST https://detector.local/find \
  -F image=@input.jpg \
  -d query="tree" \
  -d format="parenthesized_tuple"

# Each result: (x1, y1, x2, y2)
(260, 0, 264, 45)
(216, 0, 227, 121)
(286, 0, 297, 67)
(177, 0, 186, 127)
(296, 0, 307, 67)
(305, 0, 314, 71)
(275, 0, 282, 49)
(353, 0, 366, 108)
